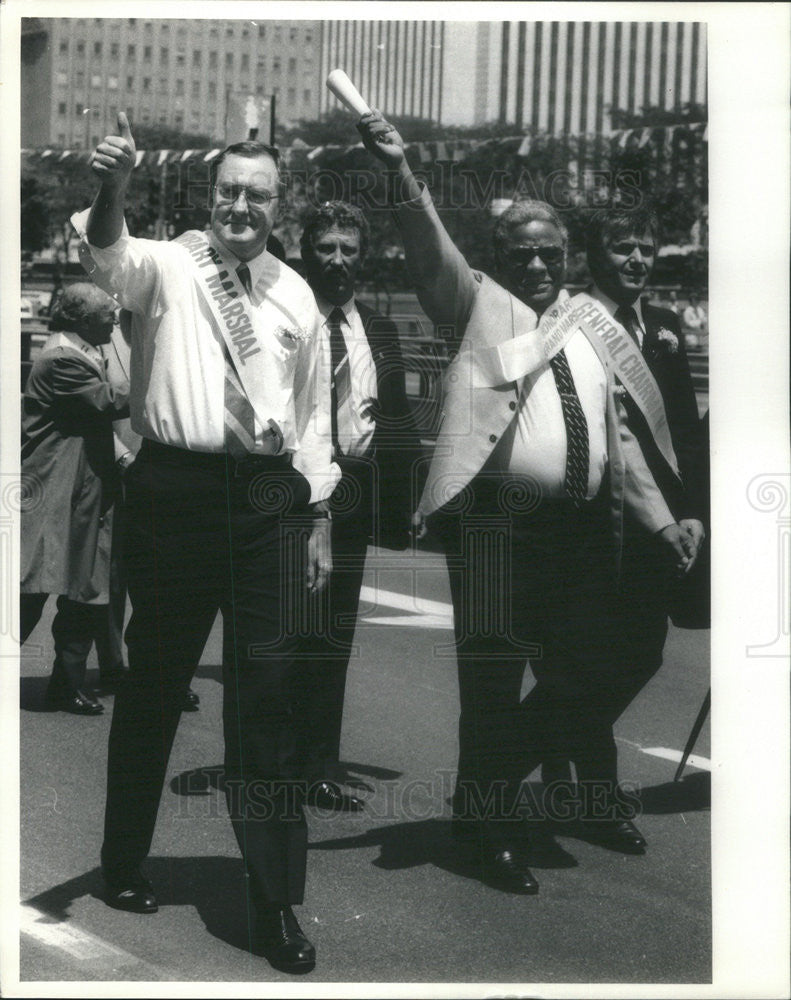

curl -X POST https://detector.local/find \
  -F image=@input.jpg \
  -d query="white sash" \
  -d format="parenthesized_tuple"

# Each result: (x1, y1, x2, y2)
(465, 288, 586, 388)
(570, 291, 680, 478)
(174, 230, 272, 428)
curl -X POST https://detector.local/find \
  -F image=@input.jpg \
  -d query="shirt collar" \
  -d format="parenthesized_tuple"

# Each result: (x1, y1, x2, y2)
(315, 293, 356, 325)
(207, 233, 272, 292)
(591, 284, 645, 331)
(61, 330, 104, 367)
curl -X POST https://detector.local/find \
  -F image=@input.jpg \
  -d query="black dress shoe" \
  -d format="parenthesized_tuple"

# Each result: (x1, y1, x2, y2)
(307, 781, 364, 813)
(45, 689, 103, 715)
(256, 904, 315, 974)
(479, 843, 539, 895)
(103, 871, 159, 913)
(580, 817, 647, 854)
(182, 687, 200, 712)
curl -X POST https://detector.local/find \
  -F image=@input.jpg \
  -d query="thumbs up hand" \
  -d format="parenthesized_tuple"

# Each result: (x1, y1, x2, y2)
(90, 112, 137, 186)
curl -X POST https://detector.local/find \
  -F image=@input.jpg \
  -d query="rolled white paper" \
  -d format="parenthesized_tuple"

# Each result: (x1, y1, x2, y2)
(326, 69, 372, 116)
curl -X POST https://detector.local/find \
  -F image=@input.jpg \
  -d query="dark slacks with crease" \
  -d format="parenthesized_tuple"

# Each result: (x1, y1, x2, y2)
(298, 454, 374, 782)
(432, 474, 628, 827)
(101, 440, 312, 904)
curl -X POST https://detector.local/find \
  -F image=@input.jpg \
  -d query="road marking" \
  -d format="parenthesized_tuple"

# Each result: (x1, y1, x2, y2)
(20, 904, 167, 975)
(640, 746, 711, 770)
(357, 585, 454, 628)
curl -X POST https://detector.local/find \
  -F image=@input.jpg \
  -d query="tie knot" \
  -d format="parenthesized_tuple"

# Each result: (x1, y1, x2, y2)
(329, 306, 346, 329)
(615, 304, 635, 325)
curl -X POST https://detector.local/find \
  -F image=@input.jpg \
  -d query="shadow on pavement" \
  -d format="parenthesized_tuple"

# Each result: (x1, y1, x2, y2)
(23, 856, 263, 955)
(309, 816, 578, 885)
(20, 675, 57, 713)
(636, 771, 711, 813)
(169, 761, 401, 798)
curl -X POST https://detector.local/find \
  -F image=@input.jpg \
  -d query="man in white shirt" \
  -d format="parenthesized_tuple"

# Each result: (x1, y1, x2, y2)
(75, 114, 339, 974)
(298, 202, 422, 812)
(358, 111, 692, 895)
(682, 293, 707, 331)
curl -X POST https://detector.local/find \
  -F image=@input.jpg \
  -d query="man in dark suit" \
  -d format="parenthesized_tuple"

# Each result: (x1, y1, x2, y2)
(20, 283, 129, 714)
(585, 206, 708, 728)
(299, 201, 422, 811)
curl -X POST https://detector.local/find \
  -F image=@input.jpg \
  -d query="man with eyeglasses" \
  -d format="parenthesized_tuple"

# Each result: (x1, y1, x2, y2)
(72, 115, 340, 974)
(358, 111, 691, 894)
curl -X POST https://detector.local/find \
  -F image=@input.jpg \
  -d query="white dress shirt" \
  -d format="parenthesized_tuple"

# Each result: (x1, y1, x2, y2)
(591, 285, 647, 347)
(315, 295, 378, 459)
(490, 324, 608, 500)
(71, 210, 339, 502)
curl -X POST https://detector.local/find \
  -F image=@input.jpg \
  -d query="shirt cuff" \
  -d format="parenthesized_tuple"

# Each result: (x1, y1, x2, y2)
(70, 208, 130, 263)
(303, 461, 342, 505)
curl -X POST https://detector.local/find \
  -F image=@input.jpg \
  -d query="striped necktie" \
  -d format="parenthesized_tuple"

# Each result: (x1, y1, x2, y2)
(224, 263, 256, 458)
(328, 306, 352, 455)
(549, 348, 589, 506)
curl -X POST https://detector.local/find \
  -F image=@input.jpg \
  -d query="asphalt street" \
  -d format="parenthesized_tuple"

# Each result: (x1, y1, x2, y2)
(18, 546, 711, 988)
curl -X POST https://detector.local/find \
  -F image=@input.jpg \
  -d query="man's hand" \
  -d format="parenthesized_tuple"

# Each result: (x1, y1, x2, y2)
(306, 518, 332, 594)
(357, 110, 406, 166)
(679, 518, 705, 571)
(90, 112, 136, 188)
(656, 523, 695, 576)
(411, 509, 428, 542)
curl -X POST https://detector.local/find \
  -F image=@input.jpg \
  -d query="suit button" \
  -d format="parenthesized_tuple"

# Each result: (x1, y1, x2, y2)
(489, 434, 497, 443)
(509, 401, 517, 411)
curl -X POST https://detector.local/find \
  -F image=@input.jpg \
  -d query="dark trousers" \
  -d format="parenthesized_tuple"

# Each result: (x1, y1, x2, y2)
(299, 455, 374, 782)
(21, 592, 109, 695)
(101, 441, 312, 904)
(432, 476, 625, 826)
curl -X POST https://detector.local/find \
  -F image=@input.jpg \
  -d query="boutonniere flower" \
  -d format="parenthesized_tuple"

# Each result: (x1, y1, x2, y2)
(275, 324, 309, 343)
(655, 327, 679, 353)
(613, 383, 628, 401)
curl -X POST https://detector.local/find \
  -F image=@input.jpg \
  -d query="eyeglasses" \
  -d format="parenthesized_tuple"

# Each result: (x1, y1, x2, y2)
(215, 183, 281, 207)
(502, 245, 565, 267)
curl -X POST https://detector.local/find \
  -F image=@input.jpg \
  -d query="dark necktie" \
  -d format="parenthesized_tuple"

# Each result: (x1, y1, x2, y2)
(615, 304, 642, 350)
(223, 263, 256, 458)
(328, 306, 351, 454)
(549, 348, 589, 506)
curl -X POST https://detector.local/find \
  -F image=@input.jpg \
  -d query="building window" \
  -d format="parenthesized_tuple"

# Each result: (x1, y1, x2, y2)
(75, 71, 84, 87)
(76, 41, 85, 55)
(225, 27, 234, 38)
(191, 79, 200, 98)
(143, 77, 151, 92)
(242, 27, 249, 39)
(56, 71, 68, 85)
(57, 133, 66, 145)
(161, 46, 169, 64)
(176, 79, 184, 95)
(258, 25, 266, 38)
(176, 53, 185, 67)
(175, 112, 184, 126)
(58, 102, 67, 115)
(305, 29, 313, 43)
(225, 53, 233, 68)
(127, 44, 136, 59)
(257, 57, 265, 71)
(303, 89, 311, 104)
(241, 53, 249, 71)
(209, 51, 217, 68)
(287, 87, 296, 104)
(193, 50, 201, 67)
(110, 42, 119, 58)
(256, 85, 264, 96)
(92, 134, 100, 146)
(208, 81, 217, 98)
(75, 102, 83, 115)
(144, 45, 152, 61)
(289, 27, 298, 41)
(273, 57, 281, 72)
(288, 57, 296, 74)
(108, 75, 118, 90)
(272, 86, 280, 98)
(59, 40, 68, 54)
(91, 74, 102, 87)
(126, 75, 134, 89)
(94, 41, 102, 55)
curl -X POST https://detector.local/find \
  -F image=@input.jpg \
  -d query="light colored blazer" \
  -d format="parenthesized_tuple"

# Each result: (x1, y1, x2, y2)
(394, 187, 674, 570)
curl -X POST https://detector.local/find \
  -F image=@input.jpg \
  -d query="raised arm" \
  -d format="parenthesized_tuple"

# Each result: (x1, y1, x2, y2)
(86, 112, 137, 249)
(357, 111, 476, 335)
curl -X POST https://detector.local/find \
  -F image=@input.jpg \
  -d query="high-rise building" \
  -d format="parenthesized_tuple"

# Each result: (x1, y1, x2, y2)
(21, 16, 321, 148)
(443, 20, 707, 131)
(319, 20, 445, 122)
